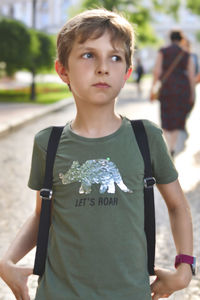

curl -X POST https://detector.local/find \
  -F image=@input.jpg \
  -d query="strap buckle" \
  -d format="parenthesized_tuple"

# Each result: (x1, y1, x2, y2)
(40, 188, 53, 200)
(144, 177, 156, 189)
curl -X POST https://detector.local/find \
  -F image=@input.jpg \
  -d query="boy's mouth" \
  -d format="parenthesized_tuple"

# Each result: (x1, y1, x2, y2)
(92, 82, 110, 88)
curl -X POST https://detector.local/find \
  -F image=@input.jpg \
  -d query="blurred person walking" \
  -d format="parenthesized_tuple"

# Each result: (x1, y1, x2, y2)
(134, 57, 144, 96)
(150, 30, 195, 157)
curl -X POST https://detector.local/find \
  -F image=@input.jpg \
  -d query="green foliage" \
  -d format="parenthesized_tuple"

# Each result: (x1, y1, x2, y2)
(129, 6, 151, 26)
(82, 0, 139, 10)
(196, 31, 200, 42)
(0, 18, 56, 76)
(152, 0, 181, 19)
(135, 22, 157, 46)
(128, 6, 157, 46)
(28, 30, 55, 72)
(187, 0, 200, 15)
(29, 29, 40, 57)
(0, 18, 31, 75)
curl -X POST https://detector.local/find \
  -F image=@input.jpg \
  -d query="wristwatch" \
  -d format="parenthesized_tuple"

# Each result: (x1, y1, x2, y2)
(175, 254, 196, 275)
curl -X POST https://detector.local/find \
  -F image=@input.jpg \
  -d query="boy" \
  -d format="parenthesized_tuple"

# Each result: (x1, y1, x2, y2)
(0, 9, 194, 300)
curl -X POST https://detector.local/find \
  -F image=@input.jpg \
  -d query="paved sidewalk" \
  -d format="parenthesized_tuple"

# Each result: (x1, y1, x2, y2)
(0, 98, 74, 137)
(0, 72, 74, 137)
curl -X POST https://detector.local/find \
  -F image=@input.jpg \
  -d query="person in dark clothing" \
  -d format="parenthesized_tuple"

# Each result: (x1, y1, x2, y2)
(135, 57, 144, 95)
(150, 30, 195, 157)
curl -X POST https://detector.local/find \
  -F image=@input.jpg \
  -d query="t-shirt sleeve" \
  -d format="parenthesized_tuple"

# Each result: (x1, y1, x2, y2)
(28, 127, 52, 191)
(143, 120, 178, 184)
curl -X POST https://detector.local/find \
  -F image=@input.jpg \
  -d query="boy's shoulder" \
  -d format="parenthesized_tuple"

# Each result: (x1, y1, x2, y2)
(34, 126, 54, 152)
(141, 119, 162, 133)
(141, 119, 163, 143)
(131, 119, 162, 136)
(124, 117, 163, 141)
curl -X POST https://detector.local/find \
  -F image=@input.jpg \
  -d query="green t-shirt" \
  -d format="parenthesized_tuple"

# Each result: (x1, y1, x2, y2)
(28, 117, 178, 300)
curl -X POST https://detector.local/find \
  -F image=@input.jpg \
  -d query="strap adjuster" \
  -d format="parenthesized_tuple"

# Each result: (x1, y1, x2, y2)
(144, 177, 156, 189)
(40, 188, 53, 200)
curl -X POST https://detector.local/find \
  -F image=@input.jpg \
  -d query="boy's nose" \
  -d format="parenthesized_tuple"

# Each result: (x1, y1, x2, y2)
(96, 59, 109, 75)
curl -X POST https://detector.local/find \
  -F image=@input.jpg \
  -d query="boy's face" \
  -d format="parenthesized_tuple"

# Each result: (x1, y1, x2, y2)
(56, 31, 132, 107)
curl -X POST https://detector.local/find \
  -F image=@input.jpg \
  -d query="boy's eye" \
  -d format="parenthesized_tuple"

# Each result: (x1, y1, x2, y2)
(112, 55, 121, 62)
(82, 53, 93, 59)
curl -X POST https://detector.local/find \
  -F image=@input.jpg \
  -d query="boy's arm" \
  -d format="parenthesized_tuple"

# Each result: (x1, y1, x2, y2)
(151, 179, 193, 300)
(0, 191, 41, 300)
(187, 56, 195, 104)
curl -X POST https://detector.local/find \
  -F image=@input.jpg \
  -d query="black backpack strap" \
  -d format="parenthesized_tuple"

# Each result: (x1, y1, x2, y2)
(33, 126, 64, 276)
(130, 120, 156, 276)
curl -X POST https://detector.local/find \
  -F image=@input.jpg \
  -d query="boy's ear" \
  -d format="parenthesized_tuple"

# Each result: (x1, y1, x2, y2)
(55, 60, 70, 84)
(124, 67, 133, 81)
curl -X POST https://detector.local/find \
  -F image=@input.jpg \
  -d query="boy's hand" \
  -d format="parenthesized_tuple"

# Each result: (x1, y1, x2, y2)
(151, 265, 192, 300)
(0, 260, 33, 300)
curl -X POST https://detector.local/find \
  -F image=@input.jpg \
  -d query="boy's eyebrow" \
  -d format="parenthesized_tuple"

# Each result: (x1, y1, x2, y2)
(76, 45, 125, 54)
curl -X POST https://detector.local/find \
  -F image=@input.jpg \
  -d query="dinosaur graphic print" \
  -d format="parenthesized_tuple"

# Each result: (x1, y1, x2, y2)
(59, 158, 133, 194)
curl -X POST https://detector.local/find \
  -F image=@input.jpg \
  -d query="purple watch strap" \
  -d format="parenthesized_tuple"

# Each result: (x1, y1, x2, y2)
(175, 254, 194, 268)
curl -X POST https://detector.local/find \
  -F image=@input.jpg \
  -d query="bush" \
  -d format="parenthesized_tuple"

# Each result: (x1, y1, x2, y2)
(0, 18, 31, 75)
(0, 18, 56, 76)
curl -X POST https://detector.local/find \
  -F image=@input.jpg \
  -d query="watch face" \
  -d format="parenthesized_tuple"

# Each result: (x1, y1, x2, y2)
(191, 257, 196, 275)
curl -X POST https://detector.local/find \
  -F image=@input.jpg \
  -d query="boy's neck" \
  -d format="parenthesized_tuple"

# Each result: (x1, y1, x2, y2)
(71, 107, 122, 138)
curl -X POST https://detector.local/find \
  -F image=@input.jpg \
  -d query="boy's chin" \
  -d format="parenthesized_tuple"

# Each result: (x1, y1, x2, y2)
(72, 93, 117, 106)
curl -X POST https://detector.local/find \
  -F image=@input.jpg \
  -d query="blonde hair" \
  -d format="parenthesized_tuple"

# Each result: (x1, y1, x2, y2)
(57, 9, 135, 70)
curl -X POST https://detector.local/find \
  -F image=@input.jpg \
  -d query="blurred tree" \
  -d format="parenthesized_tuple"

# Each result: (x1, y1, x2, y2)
(34, 32, 55, 71)
(152, 0, 181, 19)
(81, 0, 134, 11)
(128, 6, 157, 46)
(196, 31, 200, 43)
(0, 18, 56, 100)
(28, 30, 55, 100)
(0, 18, 31, 76)
(186, 0, 200, 48)
(187, 0, 200, 15)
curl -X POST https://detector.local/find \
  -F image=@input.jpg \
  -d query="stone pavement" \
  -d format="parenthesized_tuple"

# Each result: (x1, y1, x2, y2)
(0, 78, 199, 299)
(0, 99, 74, 138)
(0, 72, 74, 137)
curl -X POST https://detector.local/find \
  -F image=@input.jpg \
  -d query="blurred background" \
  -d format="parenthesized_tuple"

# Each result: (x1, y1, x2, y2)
(1, 0, 200, 98)
(0, 1, 200, 300)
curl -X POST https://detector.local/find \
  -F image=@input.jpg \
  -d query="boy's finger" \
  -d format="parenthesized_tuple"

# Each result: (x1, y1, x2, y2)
(152, 291, 171, 300)
(13, 291, 23, 300)
(19, 265, 33, 273)
(22, 290, 31, 300)
(17, 266, 33, 281)
(17, 285, 30, 300)
(152, 293, 160, 300)
(150, 277, 160, 292)
(23, 267, 33, 276)
(154, 268, 165, 277)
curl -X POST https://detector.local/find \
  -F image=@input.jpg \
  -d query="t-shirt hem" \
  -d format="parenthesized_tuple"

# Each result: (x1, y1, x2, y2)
(28, 182, 41, 191)
(156, 173, 178, 185)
